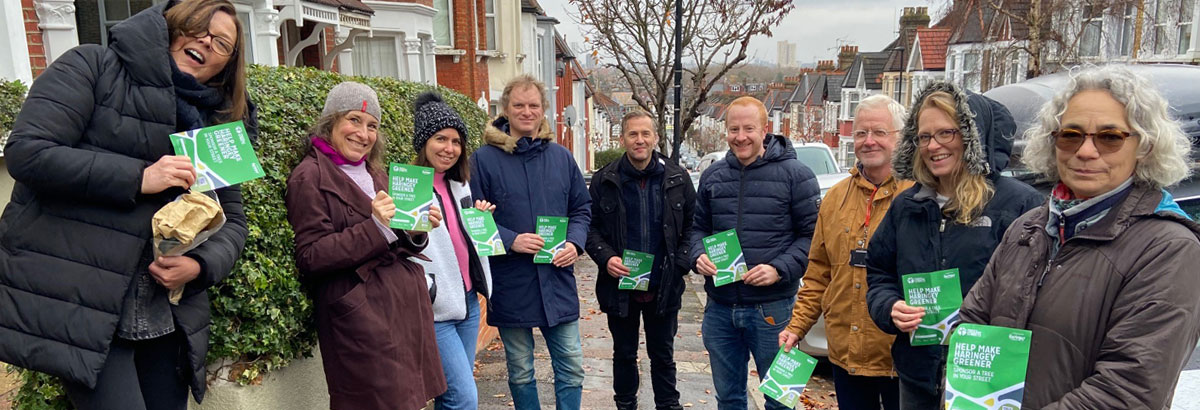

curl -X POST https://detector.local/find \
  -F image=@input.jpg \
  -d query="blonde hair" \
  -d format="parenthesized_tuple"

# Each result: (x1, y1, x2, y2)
(726, 96, 768, 126)
(912, 91, 994, 224)
(499, 75, 549, 117)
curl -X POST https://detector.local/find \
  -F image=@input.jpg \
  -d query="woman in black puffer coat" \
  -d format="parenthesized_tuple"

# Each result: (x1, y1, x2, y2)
(864, 82, 1043, 409)
(0, 1, 256, 408)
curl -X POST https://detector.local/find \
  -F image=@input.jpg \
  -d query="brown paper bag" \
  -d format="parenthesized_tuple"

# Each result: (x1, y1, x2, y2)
(152, 191, 225, 304)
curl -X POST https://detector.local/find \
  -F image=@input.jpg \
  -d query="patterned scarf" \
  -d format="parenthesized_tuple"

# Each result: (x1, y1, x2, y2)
(1046, 179, 1134, 246)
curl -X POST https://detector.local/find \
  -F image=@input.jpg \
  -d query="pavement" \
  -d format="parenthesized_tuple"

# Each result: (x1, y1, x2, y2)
(472, 255, 839, 410)
(1171, 344, 1200, 410)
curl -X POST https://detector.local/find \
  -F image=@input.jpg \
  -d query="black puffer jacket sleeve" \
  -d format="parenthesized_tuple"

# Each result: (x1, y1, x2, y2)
(866, 194, 904, 335)
(6, 46, 147, 209)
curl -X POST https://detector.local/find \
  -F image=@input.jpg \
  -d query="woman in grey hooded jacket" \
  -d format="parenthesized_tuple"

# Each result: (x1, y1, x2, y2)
(864, 81, 1043, 408)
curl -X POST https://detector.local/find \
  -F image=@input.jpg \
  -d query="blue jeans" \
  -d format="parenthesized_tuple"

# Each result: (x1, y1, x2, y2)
(434, 293, 481, 410)
(702, 297, 794, 410)
(498, 320, 585, 410)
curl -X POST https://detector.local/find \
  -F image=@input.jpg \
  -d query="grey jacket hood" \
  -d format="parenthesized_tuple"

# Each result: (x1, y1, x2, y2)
(893, 81, 1017, 180)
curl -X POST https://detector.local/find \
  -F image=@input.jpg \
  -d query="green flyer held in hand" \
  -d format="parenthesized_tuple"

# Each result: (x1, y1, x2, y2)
(944, 323, 1032, 410)
(387, 163, 434, 231)
(758, 347, 819, 409)
(461, 207, 505, 256)
(901, 268, 963, 345)
(533, 216, 568, 264)
(618, 250, 654, 291)
(169, 120, 265, 192)
(703, 229, 748, 287)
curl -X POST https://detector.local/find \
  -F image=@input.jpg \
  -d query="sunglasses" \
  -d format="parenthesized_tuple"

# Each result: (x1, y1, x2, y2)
(1053, 128, 1136, 154)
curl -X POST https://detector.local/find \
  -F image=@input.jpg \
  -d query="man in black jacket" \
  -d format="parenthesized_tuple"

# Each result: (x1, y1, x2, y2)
(586, 111, 696, 410)
(690, 96, 820, 410)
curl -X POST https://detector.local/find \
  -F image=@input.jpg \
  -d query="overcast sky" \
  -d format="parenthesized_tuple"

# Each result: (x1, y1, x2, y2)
(537, 0, 951, 66)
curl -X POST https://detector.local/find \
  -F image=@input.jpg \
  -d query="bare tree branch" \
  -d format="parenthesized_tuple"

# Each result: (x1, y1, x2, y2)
(570, 0, 794, 160)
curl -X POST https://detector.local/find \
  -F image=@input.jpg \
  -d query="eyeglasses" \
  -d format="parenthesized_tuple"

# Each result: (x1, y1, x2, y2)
(917, 128, 960, 147)
(1053, 128, 1136, 154)
(182, 30, 236, 56)
(852, 129, 897, 140)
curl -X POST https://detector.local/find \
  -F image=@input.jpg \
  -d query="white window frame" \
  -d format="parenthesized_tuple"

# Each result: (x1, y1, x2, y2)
(92, 0, 167, 45)
(1155, 0, 1173, 55)
(1120, 4, 1136, 56)
(433, 0, 454, 47)
(1007, 52, 1021, 85)
(963, 51, 981, 91)
(1180, 0, 1195, 54)
(234, 5, 255, 66)
(485, 0, 497, 51)
(352, 34, 402, 79)
(1079, 4, 1103, 57)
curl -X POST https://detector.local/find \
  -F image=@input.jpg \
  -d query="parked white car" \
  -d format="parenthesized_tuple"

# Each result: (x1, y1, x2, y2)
(789, 142, 858, 358)
(793, 143, 852, 199)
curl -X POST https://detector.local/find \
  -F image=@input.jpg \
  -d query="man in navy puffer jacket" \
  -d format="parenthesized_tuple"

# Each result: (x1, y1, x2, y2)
(690, 96, 820, 410)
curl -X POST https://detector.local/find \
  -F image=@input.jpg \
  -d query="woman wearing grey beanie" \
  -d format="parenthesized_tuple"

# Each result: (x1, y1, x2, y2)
(285, 81, 448, 409)
(408, 91, 496, 410)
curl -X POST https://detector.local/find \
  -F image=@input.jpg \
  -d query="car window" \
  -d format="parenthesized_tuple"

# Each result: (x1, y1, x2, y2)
(794, 147, 838, 175)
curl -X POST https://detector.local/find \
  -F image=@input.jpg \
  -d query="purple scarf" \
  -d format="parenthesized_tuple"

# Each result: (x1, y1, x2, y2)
(311, 136, 365, 166)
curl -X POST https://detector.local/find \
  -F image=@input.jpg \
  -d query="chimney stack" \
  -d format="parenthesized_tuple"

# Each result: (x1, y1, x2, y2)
(837, 46, 858, 71)
(899, 6, 931, 37)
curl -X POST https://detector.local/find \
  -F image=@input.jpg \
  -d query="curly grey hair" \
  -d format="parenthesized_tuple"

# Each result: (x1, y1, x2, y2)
(1023, 65, 1192, 189)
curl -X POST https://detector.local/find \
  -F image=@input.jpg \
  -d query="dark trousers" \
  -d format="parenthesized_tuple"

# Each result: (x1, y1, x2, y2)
(898, 377, 943, 410)
(831, 364, 900, 410)
(606, 296, 681, 410)
(64, 332, 189, 410)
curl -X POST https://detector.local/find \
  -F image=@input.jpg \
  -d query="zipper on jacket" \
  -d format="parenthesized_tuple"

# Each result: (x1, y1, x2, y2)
(939, 218, 946, 233)
(640, 177, 650, 255)
(736, 168, 746, 231)
(1036, 262, 1052, 288)
(736, 167, 747, 303)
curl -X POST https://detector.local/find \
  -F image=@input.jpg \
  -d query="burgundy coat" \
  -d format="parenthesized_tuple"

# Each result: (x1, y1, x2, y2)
(285, 149, 446, 410)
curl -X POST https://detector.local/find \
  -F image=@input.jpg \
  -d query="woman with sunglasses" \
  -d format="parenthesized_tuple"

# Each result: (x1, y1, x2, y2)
(864, 81, 1042, 409)
(959, 66, 1200, 408)
(0, 1, 255, 408)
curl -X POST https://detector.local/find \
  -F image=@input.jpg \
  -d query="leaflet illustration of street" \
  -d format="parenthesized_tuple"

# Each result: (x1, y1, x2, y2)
(537, 240, 567, 261)
(944, 382, 1025, 410)
(169, 121, 264, 192)
(914, 307, 961, 345)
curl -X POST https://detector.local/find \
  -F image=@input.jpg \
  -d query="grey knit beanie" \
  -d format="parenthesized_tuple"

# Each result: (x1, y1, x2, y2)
(322, 81, 381, 121)
(412, 91, 469, 153)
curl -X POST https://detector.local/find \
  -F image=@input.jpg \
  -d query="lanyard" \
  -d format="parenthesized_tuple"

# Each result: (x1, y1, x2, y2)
(860, 186, 879, 244)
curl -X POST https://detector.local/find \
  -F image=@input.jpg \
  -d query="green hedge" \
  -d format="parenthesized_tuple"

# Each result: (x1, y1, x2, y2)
(12, 65, 488, 409)
(0, 79, 27, 136)
(593, 148, 625, 170)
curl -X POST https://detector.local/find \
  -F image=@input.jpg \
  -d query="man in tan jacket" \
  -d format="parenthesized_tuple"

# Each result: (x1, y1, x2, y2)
(778, 95, 913, 410)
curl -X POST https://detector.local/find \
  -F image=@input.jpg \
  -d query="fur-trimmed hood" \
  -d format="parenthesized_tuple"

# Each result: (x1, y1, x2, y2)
(893, 81, 1017, 181)
(483, 115, 555, 153)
